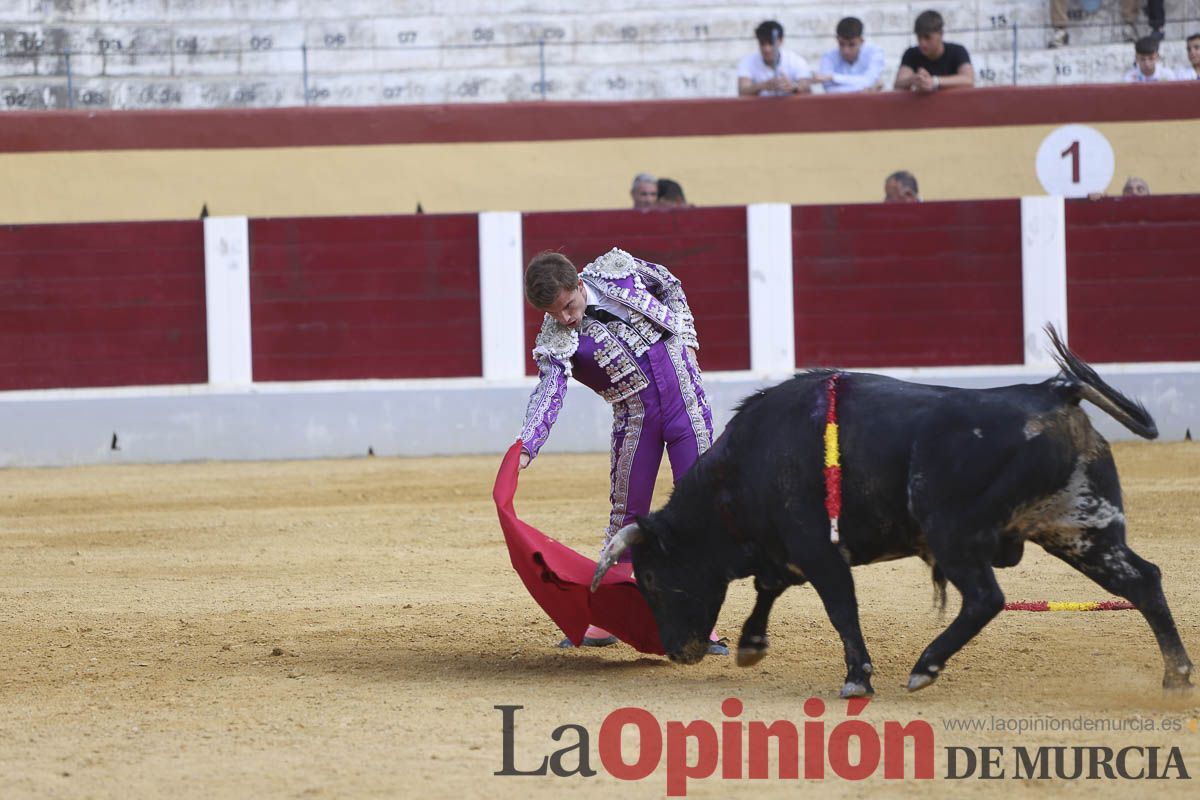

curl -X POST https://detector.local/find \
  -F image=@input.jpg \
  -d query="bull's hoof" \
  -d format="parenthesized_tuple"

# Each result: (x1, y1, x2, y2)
(840, 681, 874, 698)
(1161, 676, 1190, 695)
(906, 672, 938, 692)
(736, 647, 766, 667)
(1163, 666, 1194, 692)
(736, 635, 768, 667)
(669, 639, 709, 665)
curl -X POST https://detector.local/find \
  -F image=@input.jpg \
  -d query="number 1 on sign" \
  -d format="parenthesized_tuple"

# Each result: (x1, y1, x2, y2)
(1060, 140, 1080, 183)
(1036, 125, 1113, 197)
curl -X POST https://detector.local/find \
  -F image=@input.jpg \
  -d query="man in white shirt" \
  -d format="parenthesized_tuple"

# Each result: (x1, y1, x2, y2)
(1125, 35, 1175, 82)
(1183, 33, 1200, 80)
(814, 17, 887, 93)
(737, 20, 814, 96)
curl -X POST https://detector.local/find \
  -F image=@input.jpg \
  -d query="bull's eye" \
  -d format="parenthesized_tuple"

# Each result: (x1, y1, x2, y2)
(641, 571, 655, 590)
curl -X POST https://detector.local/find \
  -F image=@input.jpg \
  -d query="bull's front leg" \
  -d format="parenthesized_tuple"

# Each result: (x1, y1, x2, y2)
(806, 555, 875, 697)
(737, 578, 788, 667)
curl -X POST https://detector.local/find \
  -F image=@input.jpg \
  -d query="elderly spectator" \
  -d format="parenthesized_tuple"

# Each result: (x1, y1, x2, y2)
(631, 172, 658, 209)
(737, 20, 814, 96)
(815, 17, 887, 93)
(1088, 175, 1150, 200)
(1125, 36, 1175, 82)
(884, 171, 921, 203)
(1122, 176, 1151, 196)
(894, 10, 974, 93)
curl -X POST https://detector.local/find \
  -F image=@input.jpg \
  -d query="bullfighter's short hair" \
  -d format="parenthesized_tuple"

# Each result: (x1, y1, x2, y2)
(525, 252, 579, 309)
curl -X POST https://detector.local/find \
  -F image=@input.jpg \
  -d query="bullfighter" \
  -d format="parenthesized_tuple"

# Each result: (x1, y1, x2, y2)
(518, 248, 725, 653)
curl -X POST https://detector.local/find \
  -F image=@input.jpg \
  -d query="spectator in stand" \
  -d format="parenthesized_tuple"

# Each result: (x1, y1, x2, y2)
(1183, 34, 1200, 80)
(814, 17, 887, 93)
(631, 172, 658, 209)
(894, 10, 975, 93)
(884, 170, 921, 203)
(1122, 176, 1151, 196)
(1088, 175, 1150, 200)
(1048, 0, 1163, 48)
(1125, 36, 1175, 82)
(657, 178, 691, 208)
(737, 20, 814, 96)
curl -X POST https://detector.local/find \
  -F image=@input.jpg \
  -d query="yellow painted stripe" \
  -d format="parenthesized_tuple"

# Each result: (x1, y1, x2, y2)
(0, 119, 1195, 224)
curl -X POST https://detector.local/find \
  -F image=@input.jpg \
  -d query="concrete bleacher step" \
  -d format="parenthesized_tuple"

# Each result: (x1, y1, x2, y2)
(0, 0, 1196, 109)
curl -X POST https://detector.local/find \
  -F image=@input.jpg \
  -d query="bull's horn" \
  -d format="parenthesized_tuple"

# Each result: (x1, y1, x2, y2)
(590, 523, 644, 592)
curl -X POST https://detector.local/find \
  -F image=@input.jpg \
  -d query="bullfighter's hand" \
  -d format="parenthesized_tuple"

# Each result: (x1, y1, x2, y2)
(519, 452, 531, 470)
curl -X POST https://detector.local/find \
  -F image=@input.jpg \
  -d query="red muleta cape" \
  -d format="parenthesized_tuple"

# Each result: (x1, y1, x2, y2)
(492, 440, 665, 655)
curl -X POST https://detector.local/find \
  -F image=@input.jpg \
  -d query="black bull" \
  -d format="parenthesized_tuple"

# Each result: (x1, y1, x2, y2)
(592, 327, 1194, 696)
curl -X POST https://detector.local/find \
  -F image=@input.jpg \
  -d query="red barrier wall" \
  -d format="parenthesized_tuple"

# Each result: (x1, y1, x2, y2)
(521, 208, 751, 375)
(793, 200, 1025, 367)
(0, 221, 206, 390)
(4, 196, 1198, 395)
(3, 83, 1193, 152)
(249, 215, 482, 381)
(1066, 195, 1200, 363)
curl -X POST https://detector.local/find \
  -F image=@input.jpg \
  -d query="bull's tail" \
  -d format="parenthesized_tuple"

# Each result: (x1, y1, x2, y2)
(931, 564, 948, 613)
(1044, 324, 1158, 440)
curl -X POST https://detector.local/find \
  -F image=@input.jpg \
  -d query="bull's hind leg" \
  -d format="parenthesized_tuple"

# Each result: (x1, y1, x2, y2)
(1043, 531, 1194, 690)
(907, 557, 1005, 691)
(737, 578, 788, 668)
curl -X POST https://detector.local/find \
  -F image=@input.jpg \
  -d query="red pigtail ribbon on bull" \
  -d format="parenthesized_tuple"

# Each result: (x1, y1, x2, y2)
(823, 373, 842, 544)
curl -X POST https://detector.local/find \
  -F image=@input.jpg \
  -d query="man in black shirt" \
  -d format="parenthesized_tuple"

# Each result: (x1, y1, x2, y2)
(894, 10, 975, 93)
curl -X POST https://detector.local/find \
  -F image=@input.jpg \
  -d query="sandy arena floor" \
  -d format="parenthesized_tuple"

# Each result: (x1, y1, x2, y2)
(1, 441, 1198, 798)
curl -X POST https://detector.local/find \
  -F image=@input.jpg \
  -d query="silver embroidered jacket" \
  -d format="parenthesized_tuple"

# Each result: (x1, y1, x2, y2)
(518, 248, 700, 460)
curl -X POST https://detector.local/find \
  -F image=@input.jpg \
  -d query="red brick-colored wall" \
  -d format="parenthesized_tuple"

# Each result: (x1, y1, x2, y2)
(5, 195, 1198, 394)
(249, 214, 482, 381)
(793, 200, 1025, 368)
(521, 207, 751, 375)
(0, 221, 207, 390)
(1066, 195, 1200, 363)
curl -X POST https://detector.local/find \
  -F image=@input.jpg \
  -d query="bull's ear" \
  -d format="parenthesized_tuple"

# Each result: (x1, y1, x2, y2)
(634, 515, 669, 555)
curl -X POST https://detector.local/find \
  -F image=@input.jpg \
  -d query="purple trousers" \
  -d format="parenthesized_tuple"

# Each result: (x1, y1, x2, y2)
(607, 337, 714, 560)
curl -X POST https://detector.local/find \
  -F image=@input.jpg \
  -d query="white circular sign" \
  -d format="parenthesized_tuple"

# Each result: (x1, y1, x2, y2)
(1035, 124, 1115, 197)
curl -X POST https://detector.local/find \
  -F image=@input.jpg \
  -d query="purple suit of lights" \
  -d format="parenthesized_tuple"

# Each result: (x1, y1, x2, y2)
(519, 248, 714, 550)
